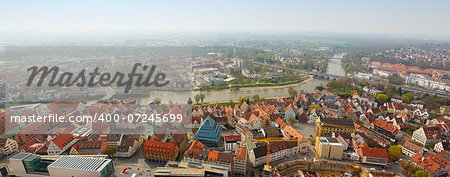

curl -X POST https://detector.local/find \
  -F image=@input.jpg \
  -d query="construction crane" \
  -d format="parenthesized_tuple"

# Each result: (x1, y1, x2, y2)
(250, 137, 300, 172)
(315, 121, 356, 161)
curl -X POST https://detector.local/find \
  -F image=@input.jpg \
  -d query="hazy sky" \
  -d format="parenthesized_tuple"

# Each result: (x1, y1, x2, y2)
(1, 0, 449, 36)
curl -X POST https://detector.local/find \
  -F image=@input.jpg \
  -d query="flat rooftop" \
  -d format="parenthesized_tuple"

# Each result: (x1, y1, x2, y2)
(10, 153, 33, 160)
(319, 137, 343, 145)
(47, 156, 111, 172)
(154, 161, 228, 176)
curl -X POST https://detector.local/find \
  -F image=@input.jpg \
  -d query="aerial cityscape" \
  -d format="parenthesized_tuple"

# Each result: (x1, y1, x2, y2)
(0, 1, 449, 177)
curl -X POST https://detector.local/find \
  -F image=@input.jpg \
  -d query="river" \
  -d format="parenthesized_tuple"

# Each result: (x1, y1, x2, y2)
(140, 53, 347, 104)
(326, 53, 346, 77)
(141, 79, 328, 104)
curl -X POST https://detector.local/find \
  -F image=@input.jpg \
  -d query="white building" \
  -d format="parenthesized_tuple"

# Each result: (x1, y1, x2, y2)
(248, 141, 299, 167)
(406, 76, 450, 91)
(233, 146, 247, 176)
(434, 140, 449, 153)
(47, 156, 114, 177)
(355, 73, 373, 80)
(0, 138, 19, 157)
(224, 135, 241, 152)
(412, 127, 442, 146)
(401, 141, 423, 158)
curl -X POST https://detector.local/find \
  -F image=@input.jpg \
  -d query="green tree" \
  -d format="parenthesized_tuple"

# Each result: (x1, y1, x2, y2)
(194, 94, 200, 104)
(316, 86, 324, 91)
(104, 146, 117, 157)
(308, 104, 319, 114)
(414, 170, 432, 177)
(427, 142, 437, 149)
(153, 97, 161, 105)
(375, 83, 385, 91)
(376, 94, 389, 105)
(288, 87, 298, 98)
(388, 76, 405, 85)
(238, 97, 250, 104)
(238, 97, 245, 104)
(252, 94, 260, 102)
(401, 95, 410, 103)
(199, 93, 206, 103)
(388, 145, 402, 161)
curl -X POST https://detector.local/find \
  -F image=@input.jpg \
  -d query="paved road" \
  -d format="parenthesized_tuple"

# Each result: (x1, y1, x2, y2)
(113, 148, 159, 177)
(102, 86, 115, 100)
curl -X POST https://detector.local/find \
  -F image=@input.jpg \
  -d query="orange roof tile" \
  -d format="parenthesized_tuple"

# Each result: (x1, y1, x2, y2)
(51, 134, 75, 150)
(143, 139, 176, 155)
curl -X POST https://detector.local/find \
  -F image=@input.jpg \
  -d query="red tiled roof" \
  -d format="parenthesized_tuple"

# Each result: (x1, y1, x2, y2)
(412, 153, 447, 173)
(402, 141, 422, 153)
(423, 127, 442, 139)
(275, 118, 287, 129)
(374, 66, 434, 75)
(234, 146, 246, 160)
(51, 134, 75, 150)
(208, 151, 219, 162)
(373, 119, 400, 136)
(143, 139, 176, 155)
(47, 101, 80, 115)
(184, 139, 205, 158)
(283, 126, 303, 140)
(78, 140, 104, 150)
(224, 135, 241, 142)
(425, 69, 450, 74)
(359, 147, 389, 159)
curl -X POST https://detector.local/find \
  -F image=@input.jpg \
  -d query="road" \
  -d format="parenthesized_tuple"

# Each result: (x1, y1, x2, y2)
(102, 86, 115, 100)
(113, 148, 160, 177)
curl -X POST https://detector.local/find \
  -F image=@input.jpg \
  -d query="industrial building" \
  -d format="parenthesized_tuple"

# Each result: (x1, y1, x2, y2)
(47, 156, 114, 177)
(9, 152, 114, 177)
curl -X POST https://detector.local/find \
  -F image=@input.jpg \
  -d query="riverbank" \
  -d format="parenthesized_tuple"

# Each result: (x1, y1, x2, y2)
(239, 75, 314, 90)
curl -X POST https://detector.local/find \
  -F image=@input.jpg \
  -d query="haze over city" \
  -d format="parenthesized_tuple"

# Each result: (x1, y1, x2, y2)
(0, 1, 449, 177)
(0, 0, 449, 38)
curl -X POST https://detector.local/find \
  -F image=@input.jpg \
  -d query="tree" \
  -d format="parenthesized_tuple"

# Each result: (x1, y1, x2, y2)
(238, 97, 245, 104)
(252, 94, 260, 102)
(199, 93, 206, 103)
(308, 104, 319, 114)
(388, 145, 402, 161)
(414, 170, 432, 177)
(376, 94, 389, 105)
(375, 83, 385, 91)
(153, 97, 161, 105)
(427, 142, 437, 149)
(388, 76, 405, 85)
(316, 86, 324, 91)
(194, 94, 200, 104)
(104, 146, 117, 158)
(401, 95, 410, 103)
(384, 84, 397, 97)
(288, 87, 297, 98)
